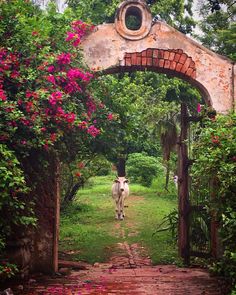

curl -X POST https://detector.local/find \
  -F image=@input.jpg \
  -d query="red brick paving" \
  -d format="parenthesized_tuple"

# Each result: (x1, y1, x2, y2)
(13, 241, 226, 295)
(11, 196, 227, 294)
(13, 264, 225, 295)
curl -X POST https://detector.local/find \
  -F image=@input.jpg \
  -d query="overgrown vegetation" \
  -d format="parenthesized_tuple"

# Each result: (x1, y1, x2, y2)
(191, 113, 236, 293)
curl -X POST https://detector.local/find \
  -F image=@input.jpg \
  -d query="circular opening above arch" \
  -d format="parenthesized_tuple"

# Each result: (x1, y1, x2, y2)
(115, 0, 152, 40)
(125, 6, 142, 31)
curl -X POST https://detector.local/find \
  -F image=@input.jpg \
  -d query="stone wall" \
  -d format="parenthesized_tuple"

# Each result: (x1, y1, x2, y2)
(6, 151, 59, 276)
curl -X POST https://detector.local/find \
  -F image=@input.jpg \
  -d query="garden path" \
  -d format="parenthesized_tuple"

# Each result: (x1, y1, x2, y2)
(12, 195, 226, 294)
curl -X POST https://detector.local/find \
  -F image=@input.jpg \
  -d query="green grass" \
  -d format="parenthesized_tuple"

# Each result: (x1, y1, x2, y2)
(59, 174, 180, 265)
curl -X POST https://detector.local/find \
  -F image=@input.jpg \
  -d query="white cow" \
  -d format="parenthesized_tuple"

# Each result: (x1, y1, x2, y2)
(112, 177, 129, 220)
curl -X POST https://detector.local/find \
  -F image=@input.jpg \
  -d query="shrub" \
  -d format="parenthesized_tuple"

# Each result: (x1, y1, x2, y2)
(191, 113, 236, 291)
(127, 153, 164, 186)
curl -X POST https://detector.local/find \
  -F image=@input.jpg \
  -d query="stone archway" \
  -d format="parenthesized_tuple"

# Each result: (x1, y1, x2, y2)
(81, 0, 235, 113)
(11, 0, 235, 275)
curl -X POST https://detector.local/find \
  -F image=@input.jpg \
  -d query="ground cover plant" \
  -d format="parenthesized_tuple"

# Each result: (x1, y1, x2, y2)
(59, 174, 179, 265)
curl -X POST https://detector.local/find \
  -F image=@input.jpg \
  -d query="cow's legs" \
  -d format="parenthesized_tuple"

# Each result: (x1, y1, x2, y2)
(115, 199, 120, 219)
(119, 196, 125, 220)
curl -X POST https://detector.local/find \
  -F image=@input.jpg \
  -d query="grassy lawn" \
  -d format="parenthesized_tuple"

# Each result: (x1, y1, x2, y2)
(59, 174, 180, 265)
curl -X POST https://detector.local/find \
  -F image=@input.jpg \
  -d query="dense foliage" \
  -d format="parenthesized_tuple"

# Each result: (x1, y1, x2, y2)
(196, 0, 236, 61)
(191, 113, 236, 292)
(0, 1, 111, 273)
(127, 153, 164, 186)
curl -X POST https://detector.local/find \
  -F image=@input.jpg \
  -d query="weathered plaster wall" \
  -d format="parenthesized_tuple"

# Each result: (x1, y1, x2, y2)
(6, 151, 60, 276)
(81, 22, 235, 113)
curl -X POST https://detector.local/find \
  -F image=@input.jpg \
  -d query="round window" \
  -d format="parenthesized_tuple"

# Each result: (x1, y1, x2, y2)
(125, 6, 142, 31)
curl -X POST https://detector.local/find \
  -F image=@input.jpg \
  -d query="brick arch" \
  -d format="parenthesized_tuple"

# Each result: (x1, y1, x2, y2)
(97, 47, 212, 107)
(123, 49, 196, 79)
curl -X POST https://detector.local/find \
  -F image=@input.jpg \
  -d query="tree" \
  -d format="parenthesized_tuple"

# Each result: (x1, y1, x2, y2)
(195, 0, 236, 60)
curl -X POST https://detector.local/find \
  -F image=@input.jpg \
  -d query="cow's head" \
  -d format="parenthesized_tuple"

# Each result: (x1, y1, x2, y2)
(114, 177, 129, 192)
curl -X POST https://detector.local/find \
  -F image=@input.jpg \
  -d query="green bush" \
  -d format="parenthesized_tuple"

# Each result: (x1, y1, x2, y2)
(127, 153, 164, 186)
(191, 113, 236, 291)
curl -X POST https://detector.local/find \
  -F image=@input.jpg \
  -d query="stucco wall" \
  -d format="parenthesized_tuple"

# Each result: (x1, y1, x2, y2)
(81, 21, 235, 113)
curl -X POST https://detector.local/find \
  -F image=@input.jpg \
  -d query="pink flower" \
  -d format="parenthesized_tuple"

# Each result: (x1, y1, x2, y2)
(75, 172, 81, 177)
(64, 81, 81, 93)
(32, 31, 39, 36)
(0, 89, 7, 101)
(86, 99, 97, 114)
(47, 65, 55, 73)
(67, 68, 93, 82)
(50, 133, 57, 142)
(10, 71, 20, 79)
(25, 101, 33, 112)
(64, 112, 76, 123)
(56, 53, 71, 65)
(47, 75, 56, 85)
(65, 32, 76, 42)
(87, 125, 100, 137)
(197, 103, 201, 113)
(107, 113, 114, 121)
(49, 91, 63, 105)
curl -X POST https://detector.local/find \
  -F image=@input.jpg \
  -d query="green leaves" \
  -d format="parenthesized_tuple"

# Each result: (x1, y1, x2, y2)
(191, 113, 236, 288)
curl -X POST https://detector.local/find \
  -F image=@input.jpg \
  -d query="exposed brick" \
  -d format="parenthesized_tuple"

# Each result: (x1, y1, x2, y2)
(125, 53, 132, 58)
(159, 59, 164, 68)
(137, 57, 142, 65)
(179, 53, 187, 64)
(176, 62, 183, 72)
(141, 57, 147, 66)
(164, 51, 170, 60)
(170, 61, 177, 70)
(153, 49, 159, 58)
(153, 58, 158, 66)
(158, 50, 164, 59)
(131, 53, 137, 65)
(190, 60, 195, 68)
(178, 49, 183, 54)
(174, 53, 181, 62)
(147, 49, 153, 57)
(180, 57, 192, 74)
(164, 60, 171, 69)
(137, 52, 142, 57)
(186, 67, 194, 77)
(169, 52, 175, 61)
(191, 70, 196, 79)
(147, 57, 152, 66)
(125, 58, 132, 66)
(141, 50, 147, 57)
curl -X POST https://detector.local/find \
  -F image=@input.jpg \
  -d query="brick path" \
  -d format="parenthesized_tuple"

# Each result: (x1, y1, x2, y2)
(13, 232, 226, 294)
(11, 196, 227, 294)
(13, 263, 226, 295)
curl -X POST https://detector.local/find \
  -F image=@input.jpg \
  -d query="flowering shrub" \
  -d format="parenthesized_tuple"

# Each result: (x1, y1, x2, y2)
(0, 1, 112, 267)
(0, 262, 18, 281)
(191, 113, 236, 292)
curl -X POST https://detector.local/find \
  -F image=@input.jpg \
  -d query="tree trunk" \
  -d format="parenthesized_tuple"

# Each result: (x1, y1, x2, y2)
(62, 178, 85, 206)
(117, 157, 126, 177)
(165, 160, 170, 191)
